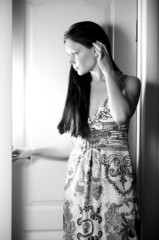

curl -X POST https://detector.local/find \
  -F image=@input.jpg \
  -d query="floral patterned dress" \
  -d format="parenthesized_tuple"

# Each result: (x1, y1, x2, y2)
(63, 96, 140, 240)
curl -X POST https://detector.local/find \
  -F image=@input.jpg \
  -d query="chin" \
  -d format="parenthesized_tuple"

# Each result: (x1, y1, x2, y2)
(77, 70, 88, 76)
(76, 71, 83, 76)
(77, 72, 83, 76)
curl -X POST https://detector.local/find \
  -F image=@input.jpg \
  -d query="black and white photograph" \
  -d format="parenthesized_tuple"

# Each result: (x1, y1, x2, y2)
(0, 0, 159, 240)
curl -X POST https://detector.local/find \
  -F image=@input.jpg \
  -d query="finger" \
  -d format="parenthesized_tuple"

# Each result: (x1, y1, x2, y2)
(93, 43, 104, 59)
(93, 44, 106, 60)
(12, 154, 19, 160)
(12, 154, 22, 162)
(12, 151, 21, 159)
(12, 149, 19, 154)
(17, 153, 31, 159)
(12, 155, 31, 162)
(12, 157, 20, 162)
(93, 42, 102, 53)
(96, 41, 109, 55)
(95, 41, 113, 67)
(94, 41, 108, 56)
(12, 152, 19, 158)
(12, 149, 22, 156)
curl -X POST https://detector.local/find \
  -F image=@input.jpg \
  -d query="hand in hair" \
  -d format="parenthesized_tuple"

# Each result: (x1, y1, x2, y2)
(93, 41, 113, 75)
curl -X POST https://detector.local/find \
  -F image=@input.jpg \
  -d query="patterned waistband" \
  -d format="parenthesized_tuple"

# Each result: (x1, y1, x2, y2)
(76, 129, 129, 151)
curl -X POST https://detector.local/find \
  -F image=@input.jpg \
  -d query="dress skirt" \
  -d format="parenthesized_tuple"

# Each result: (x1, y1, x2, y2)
(63, 97, 140, 240)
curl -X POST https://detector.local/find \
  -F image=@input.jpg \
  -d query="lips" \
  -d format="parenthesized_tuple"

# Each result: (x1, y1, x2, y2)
(73, 66, 79, 71)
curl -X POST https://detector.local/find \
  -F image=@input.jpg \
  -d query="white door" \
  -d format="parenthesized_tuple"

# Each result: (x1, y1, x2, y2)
(12, 0, 138, 239)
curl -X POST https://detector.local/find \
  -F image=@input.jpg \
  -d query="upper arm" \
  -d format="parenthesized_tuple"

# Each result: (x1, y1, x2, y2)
(122, 76, 141, 116)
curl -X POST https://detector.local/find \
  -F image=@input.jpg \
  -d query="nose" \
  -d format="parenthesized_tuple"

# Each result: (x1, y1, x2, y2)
(69, 54, 75, 65)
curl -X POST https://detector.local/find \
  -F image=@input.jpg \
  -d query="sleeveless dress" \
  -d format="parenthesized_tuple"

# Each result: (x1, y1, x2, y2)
(63, 96, 140, 240)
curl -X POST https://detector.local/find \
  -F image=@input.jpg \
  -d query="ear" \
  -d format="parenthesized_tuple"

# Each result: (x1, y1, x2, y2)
(91, 46, 98, 57)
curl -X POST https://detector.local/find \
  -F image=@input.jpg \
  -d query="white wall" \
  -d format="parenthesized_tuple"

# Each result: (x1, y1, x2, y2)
(0, 0, 12, 239)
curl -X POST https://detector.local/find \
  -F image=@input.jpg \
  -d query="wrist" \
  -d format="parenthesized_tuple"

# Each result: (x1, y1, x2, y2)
(103, 69, 116, 81)
(31, 148, 37, 156)
(26, 149, 33, 159)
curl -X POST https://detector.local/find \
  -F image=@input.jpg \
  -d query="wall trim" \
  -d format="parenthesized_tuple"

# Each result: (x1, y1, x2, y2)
(0, 0, 12, 239)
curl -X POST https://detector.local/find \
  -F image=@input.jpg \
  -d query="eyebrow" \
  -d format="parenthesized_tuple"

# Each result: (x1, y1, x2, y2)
(66, 48, 80, 54)
(65, 42, 82, 54)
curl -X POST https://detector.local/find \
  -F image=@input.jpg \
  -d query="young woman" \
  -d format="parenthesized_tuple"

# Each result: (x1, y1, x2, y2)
(13, 21, 141, 239)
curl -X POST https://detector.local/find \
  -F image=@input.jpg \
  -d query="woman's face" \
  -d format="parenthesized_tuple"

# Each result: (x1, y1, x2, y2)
(65, 38, 97, 75)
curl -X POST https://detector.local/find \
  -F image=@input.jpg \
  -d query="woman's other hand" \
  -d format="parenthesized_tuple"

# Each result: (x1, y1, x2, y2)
(12, 148, 32, 162)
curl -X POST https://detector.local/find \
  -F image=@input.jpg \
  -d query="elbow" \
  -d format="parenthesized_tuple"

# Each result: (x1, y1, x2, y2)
(111, 104, 135, 126)
(113, 113, 131, 126)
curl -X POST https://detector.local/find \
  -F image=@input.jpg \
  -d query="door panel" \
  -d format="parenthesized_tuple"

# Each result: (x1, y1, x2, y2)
(12, 0, 137, 239)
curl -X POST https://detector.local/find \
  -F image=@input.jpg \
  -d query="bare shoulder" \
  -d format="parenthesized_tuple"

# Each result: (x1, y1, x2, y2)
(122, 75, 141, 112)
(124, 75, 140, 86)
(123, 75, 141, 95)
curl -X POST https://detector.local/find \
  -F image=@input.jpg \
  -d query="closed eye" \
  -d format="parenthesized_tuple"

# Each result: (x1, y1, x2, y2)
(67, 52, 78, 57)
(72, 52, 79, 56)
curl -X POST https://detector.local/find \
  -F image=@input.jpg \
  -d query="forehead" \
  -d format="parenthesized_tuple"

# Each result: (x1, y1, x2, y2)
(65, 39, 88, 53)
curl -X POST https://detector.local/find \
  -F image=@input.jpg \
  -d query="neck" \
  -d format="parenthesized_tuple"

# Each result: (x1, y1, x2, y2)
(90, 63, 105, 84)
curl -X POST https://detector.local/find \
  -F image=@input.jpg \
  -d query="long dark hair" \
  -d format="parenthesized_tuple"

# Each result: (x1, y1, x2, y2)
(58, 21, 121, 138)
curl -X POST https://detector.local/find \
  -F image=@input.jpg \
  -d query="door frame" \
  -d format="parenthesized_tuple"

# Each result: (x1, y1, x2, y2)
(0, 0, 12, 239)
(137, 0, 159, 239)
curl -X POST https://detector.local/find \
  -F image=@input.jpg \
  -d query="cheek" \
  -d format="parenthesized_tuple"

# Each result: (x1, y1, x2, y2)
(82, 53, 96, 69)
(86, 56, 96, 70)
